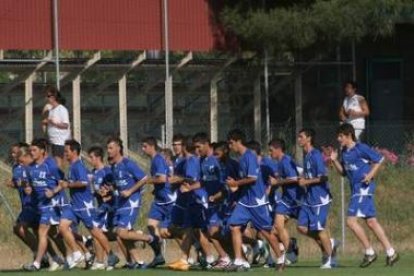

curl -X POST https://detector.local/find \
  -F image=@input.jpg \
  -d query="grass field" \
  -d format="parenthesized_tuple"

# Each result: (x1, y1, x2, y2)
(0, 255, 412, 276)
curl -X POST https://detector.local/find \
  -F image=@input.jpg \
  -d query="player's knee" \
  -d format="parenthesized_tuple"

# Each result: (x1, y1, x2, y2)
(13, 224, 25, 237)
(366, 218, 378, 229)
(297, 226, 308, 235)
(346, 217, 357, 229)
(116, 228, 127, 239)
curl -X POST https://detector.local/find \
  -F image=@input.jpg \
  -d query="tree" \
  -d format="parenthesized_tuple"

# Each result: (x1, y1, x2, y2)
(220, 0, 414, 54)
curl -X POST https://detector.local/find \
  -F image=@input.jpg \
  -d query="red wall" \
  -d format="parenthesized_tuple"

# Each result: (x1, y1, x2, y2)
(0, 0, 228, 51)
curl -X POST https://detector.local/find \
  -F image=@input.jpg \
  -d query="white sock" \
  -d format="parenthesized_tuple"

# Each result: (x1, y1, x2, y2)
(221, 255, 230, 262)
(256, 240, 264, 249)
(206, 255, 215, 264)
(33, 261, 40, 269)
(324, 256, 332, 265)
(365, 247, 375, 256)
(279, 243, 285, 252)
(386, 248, 395, 257)
(234, 258, 245, 266)
(241, 244, 248, 254)
(330, 238, 335, 249)
(72, 251, 82, 259)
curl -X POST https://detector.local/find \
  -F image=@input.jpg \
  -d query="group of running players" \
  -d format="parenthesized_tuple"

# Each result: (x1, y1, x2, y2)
(6, 123, 399, 272)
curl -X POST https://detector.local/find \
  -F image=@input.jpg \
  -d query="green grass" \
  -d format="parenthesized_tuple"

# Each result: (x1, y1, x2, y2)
(0, 255, 412, 276)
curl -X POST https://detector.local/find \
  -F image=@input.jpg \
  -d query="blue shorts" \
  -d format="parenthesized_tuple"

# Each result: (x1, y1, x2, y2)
(17, 208, 40, 227)
(61, 206, 97, 229)
(39, 206, 60, 226)
(348, 196, 376, 218)
(148, 202, 174, 228)
(275, 202, 300, 219)
(185, 204, 207, 229)
(227, 203, 273, 231)
(206, 205, 222, 229)
(298, 204, 330, 231)
(95, 205, 117, 232)
(170, 204, 187, 228)
(115, 206, 140, 230)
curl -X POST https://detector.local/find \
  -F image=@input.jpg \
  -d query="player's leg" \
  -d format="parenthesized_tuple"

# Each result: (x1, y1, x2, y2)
(13, 222, 38, 254)
(274, 214, 290, 250)
(366, 217, 399, 265)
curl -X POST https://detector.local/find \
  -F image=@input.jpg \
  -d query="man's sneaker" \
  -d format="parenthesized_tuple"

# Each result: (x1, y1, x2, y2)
(168, 259, 190, 271)
(360, 253, 378, 268)
(48, 261, 63, 272)
(212, 258, 231, 270)
(144, 254, 165, 268)
(90, 262, 106, 270)
(386, 252, 400, 266)
(23, 263, 40, 272)
(107, 253, 120, 268)
(69, 253, 85, 269)
(320, 260, 332, 269)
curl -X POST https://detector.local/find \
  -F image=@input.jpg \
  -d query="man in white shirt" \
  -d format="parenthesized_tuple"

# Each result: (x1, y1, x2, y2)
(339, 81, 370, 141)
(42, 86, 71, 168)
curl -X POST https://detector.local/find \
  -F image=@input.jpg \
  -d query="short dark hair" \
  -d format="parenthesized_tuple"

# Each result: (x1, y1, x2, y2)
(343, 80, 357, 90)
(183, 135, 195, 153)
(88, 146, 104, 160)
(246, 140, 261, 155)
(31, 138, 47, 151)
(12, 142, 29, 149)
(193, 132, 210, 144)
(64, 139, 81, 154)
(268, 138, 286, 152)
(107, 136, 124, 155)
(227, 129, 246, 144)
(142, 136, 158, 149)
(173, 133, 185, 143)
(45, 85, 66, 105)
(337, 123, 356, 141)
(213, 141, 229, 153)
(299, 128, 316, 146)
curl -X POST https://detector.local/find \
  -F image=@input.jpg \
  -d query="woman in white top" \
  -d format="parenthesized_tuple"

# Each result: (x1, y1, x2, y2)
(339, 81, 370, 141)
(41, 86, 71, 167)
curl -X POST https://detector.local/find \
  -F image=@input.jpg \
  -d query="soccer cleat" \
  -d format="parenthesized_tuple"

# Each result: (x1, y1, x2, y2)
(48, 261, 63, 272)
(69, 253, 85, 269)
(168, 259, 190, 271)
(360, 253, 378, 268)
(107, 253, 120, 268)
(90, 262, 106, 270)
(212, 258, 231, 270)
(320, 261, 332, 269)
(23, 263, 40, 272)
(386, 252, 400, 266)
(144, 254, 165, 268)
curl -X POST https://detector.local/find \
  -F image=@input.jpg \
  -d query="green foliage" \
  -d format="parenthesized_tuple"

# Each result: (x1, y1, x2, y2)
(221, 0, 414, 53)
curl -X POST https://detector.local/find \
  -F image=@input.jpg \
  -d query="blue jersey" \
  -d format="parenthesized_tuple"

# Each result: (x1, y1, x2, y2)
(92, 166, 117, 208)
(261, 157, 282, 205)
(184, 155, 208, 208)
(28, 159, 61, 208)
(44, 156, 69, 207)
(151, 153, 176, 205)
(111, 157, 146, 208)
(12, 164, 36, 208)
(303, 149, 331, 206)
(173, 156, 188, 208)
(67, 159, 94, 210)
(237, 149, 268, 208)
(341, 143, 383, 197)
(200, 155, 222, 197)
(278, 154, 303, 207)
(260, 157, 278, 187)
(218, 157, 240, 215)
